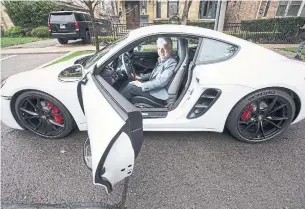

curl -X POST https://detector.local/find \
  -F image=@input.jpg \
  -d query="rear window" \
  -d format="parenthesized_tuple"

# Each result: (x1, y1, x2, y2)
(49, 13, 75, 22)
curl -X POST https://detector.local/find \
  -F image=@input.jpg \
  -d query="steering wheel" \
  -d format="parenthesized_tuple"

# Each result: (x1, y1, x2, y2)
(121, 52, 136, 80)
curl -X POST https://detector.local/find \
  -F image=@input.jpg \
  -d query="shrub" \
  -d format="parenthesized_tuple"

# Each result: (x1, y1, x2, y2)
(31, 26, 49, 38)
(5, 26, 25, 37)
(25, 31, 32, 36)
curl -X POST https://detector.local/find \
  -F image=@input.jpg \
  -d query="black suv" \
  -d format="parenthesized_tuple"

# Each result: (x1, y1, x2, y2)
(48, 11, 93, 44)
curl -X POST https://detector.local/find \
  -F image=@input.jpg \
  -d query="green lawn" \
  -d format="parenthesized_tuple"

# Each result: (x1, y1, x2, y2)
(1, 37, 46, 47)
(46, 50, 95, 67)
(280, 47, 305, 55)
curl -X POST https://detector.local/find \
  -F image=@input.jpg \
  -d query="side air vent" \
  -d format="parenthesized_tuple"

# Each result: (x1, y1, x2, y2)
(187, 88, 221, 119)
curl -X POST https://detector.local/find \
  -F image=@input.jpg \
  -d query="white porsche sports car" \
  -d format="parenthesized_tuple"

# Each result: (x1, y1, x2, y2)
(1, 25, 305, 193)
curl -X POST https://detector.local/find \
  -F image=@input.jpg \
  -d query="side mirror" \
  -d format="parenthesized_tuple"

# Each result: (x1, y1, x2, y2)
(135, 45, 144, 52)
(58, 64, 84, 82)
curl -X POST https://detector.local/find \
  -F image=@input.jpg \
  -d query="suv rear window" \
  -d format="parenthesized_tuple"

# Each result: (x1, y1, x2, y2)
(49, 13, 75, 22)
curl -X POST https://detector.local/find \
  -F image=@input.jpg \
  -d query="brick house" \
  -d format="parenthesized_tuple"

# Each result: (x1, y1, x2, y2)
(116, 0, 305, 26)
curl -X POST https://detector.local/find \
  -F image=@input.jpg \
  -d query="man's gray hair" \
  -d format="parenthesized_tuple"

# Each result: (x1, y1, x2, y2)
(157, 37, 173, 50)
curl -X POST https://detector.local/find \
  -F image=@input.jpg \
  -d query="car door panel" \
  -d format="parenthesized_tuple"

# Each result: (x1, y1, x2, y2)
(80, 73, 143, 194)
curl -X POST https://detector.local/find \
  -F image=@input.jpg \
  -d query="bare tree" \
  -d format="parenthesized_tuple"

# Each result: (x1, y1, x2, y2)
(70, 0, 101, 51)
(181, 0, 193, 25)
(111, 1, 115, 15)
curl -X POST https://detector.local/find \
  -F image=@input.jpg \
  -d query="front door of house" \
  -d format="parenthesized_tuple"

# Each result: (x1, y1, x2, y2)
(125, 1, 140, 29)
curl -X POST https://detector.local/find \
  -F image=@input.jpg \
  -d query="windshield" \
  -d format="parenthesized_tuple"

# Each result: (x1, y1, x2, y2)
(83, 34, 129, 68)
(50, 12, 75, 22)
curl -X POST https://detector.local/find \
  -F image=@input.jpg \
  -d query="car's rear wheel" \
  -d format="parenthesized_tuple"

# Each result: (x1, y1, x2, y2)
(226, 88, 295, 143)
(14, 91, 74, 139)
(58, 38, 68, 45)
(82, 30, 91, 44)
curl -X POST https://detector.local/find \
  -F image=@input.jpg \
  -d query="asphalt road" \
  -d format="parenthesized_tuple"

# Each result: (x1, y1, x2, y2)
(1, 53, 305, 209)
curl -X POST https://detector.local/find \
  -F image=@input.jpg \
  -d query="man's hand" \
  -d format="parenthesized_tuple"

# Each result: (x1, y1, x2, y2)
(130, 80, 142, 87)
(135, 75, 141, 80)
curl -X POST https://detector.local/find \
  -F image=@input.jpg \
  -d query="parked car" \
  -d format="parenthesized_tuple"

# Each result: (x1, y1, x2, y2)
(2, 25, 305, 194)
(48, 10, 93, 44)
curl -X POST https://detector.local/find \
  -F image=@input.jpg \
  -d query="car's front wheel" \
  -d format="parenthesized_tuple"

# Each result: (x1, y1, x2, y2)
(226, 88, 295, 143)
(14, 91, 75, 139)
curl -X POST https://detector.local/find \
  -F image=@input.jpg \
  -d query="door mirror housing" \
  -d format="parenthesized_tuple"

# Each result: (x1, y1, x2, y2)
(58, 64, 84, 82)
(135, 44, 144, 52)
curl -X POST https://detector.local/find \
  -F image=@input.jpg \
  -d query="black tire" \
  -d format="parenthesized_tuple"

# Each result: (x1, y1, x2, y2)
(226, 88, 295, 143)
(58, 38, 68, 45)
(14, 90, 75, 139)
(82, 30, 91, 44)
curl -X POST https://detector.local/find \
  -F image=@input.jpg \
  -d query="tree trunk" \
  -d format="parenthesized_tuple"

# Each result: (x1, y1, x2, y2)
(115, 1, 118, 16)
(111, 1, 115, 15)
(87, 2, 99, 52)
(91, 12, 99, 52)
(181, 0, 193, 25)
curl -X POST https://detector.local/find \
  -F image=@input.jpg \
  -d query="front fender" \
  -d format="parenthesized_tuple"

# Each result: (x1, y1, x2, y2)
(1, 65, 87, 131)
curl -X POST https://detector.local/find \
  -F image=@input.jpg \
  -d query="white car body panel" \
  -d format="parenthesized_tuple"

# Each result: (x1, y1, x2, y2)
(1, 55, 88, 130)
(1, 25, 305, 134)
(81, 74, 136, 194)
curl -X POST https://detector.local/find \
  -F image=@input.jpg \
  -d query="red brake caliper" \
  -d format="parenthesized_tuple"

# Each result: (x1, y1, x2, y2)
(46, 102, 64, 124)
(241, 104, 253, 121)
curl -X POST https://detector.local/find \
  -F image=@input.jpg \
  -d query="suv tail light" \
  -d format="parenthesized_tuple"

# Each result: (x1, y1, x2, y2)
(74, 21, 79, 30)
(48, 22, 51, 31)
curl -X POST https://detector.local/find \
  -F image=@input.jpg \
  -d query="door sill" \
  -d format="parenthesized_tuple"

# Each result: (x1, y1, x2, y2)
(140, 108, 168, 118)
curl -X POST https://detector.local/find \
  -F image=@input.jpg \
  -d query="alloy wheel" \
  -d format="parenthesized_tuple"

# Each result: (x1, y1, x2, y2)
(237, 95, 292, 141)
(17, 96, 65, 137)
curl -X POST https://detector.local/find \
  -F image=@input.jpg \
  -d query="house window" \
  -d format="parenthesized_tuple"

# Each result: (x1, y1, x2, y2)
(276, 0, 303, 17)
(287, 0, 302, 16)
(263, 0, 271, 17)
(156, 0, 161, 18)
(199, 0, 217, 19)
(300, 5, 305, 16)
(141, 0, 147, 15)
(167, 0, 179, 18)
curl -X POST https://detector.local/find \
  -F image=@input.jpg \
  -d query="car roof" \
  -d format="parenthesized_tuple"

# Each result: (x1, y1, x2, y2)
(128, 24, 249, 46)
(50, 11, 89, 14)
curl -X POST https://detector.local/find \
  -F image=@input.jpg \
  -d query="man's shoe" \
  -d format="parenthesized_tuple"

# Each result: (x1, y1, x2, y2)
(294, 54, 302, 60)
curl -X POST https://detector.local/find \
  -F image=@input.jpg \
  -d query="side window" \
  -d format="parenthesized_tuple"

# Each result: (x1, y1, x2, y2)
(197, 38, 238, 63)
(134, 37, 177, 52)
(75, 13, 85, 21)
(85, 14, 92, 21)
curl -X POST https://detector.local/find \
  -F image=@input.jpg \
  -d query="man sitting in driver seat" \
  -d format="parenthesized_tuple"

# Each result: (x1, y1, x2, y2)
(120, 37, 177, 104)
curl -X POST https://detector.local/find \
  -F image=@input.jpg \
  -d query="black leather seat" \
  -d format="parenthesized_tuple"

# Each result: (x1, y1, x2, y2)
(130, 38, 189, 108)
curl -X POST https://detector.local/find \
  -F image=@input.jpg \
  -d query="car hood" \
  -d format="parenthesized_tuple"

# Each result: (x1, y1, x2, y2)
(33, 53, 94, 74)
(1, 53, 94, 96)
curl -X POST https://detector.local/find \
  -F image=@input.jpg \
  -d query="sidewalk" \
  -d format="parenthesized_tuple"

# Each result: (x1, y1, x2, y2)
(1, 45, 96, 55)
(260, 44, 299, 49)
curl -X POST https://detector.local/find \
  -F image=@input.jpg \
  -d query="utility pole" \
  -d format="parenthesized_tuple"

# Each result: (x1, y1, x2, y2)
(214, 0, 221, 30)
(217, 0, 227, 32)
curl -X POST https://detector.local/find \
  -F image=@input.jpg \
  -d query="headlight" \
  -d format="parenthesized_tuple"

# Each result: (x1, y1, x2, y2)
(1, 78, 7, 88)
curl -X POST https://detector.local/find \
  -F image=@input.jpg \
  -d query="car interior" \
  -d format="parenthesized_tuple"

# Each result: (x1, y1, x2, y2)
(97, 35, 201, 110)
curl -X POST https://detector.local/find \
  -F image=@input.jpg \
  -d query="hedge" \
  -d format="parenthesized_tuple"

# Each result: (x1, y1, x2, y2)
(241, 17, 305, 37)
(4, 26, 25, 37)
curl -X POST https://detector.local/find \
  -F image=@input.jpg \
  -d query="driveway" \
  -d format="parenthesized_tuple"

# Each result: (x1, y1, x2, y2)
(5, 38, 89, 49)
(1, 50, 305, 209)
